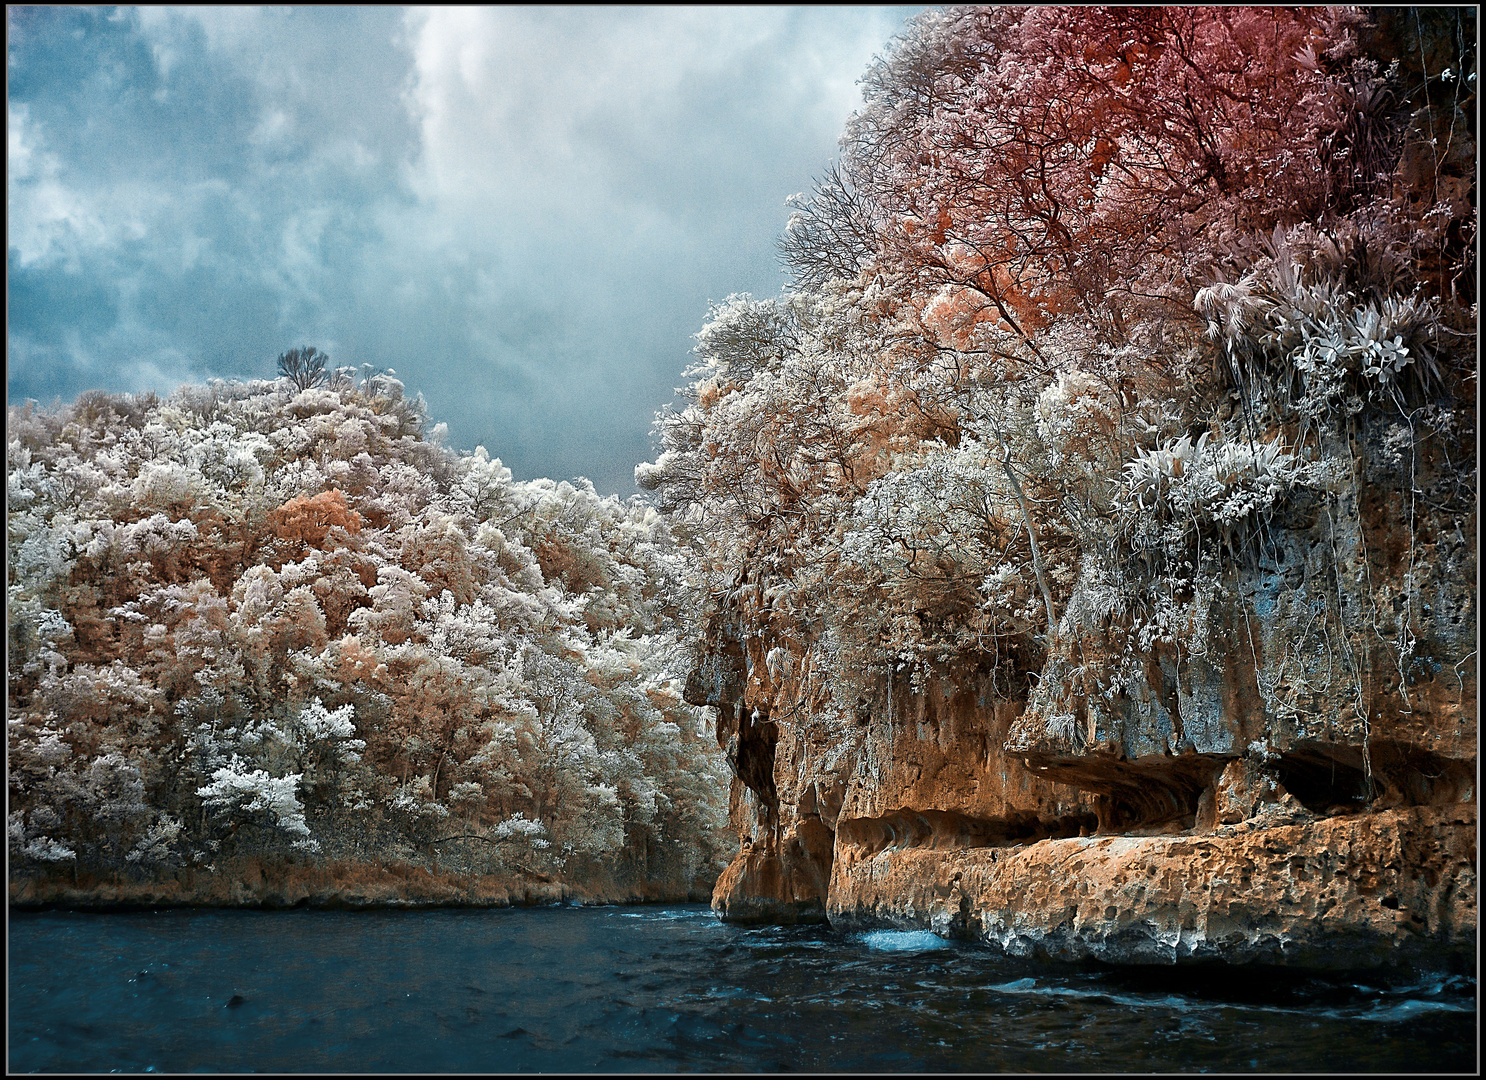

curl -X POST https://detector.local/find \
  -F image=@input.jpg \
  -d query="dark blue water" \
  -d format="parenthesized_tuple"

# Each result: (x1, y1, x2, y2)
(8, 905, 1476, 1073)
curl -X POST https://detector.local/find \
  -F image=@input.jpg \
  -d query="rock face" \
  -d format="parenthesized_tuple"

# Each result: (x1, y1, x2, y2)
(691, 426, 1476, 969)
(830, 807, 1476, 969)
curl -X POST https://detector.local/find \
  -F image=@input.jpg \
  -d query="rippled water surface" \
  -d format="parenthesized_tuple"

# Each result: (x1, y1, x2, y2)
(8, 906, 1477, 1073)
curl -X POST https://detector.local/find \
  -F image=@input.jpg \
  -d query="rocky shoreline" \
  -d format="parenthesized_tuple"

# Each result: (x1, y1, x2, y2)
(826, 806, 1476, 970)
(9, 858, 714, 912)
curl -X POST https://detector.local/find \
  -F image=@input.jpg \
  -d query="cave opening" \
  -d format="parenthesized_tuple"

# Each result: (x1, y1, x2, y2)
(1273, 740, 1475, 814)
(835, 807, 1100, 858)
(1272, 747, 1372, 814)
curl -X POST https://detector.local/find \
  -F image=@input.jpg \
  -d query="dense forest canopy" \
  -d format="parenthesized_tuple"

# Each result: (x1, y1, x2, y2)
(639, 5, 1475, 733)
(9, 370, 731, 886)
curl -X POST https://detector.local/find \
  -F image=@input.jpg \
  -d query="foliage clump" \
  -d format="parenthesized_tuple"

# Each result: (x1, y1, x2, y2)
(9, 371, 732, 889)
(640, 6, 1476, 741)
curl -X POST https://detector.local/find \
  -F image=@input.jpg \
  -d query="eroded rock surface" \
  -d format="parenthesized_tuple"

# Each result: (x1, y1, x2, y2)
(830, 806, 1475, 969)
(695, 450, 1475, 968)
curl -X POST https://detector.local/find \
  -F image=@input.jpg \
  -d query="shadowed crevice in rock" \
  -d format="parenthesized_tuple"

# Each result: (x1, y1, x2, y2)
(724, 705, 780, 823)
(1274, 740, 1477, 815)
(1014, 741, 1474, 836)
(684, 617, 780, 823)
(1015, 753, 1231, 834)
(835, 807, 1099, 859)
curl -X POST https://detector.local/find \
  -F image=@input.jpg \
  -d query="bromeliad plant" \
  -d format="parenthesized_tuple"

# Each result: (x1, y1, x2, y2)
(1118, 429, 1341, 565)
(1194, 224, 1447, 434)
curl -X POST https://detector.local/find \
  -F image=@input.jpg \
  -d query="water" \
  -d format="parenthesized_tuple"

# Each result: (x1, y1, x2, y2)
(8, 905, 1476, 1073)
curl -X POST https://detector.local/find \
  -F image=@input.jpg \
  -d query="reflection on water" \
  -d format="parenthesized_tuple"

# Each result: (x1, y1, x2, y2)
(8, 906, 1476, 1073)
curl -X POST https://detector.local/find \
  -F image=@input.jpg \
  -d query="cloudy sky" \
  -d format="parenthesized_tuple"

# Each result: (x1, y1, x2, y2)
(7, 5, 922, 495)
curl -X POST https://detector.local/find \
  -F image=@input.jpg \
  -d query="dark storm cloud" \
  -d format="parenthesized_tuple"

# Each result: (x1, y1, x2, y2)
(8, 5, 920, 495)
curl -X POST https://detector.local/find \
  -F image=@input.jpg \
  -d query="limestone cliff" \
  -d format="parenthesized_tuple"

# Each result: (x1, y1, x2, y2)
(692, 421, 1475, 966)
(651, 6, 1477, 972)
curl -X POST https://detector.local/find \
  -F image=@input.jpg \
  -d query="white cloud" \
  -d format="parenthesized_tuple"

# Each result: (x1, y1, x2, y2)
(399, 6, 899, 224)
(7, 104, 110, 269)
(8, 5, 923, 494)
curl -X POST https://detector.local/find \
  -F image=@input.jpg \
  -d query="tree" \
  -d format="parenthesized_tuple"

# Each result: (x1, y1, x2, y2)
(277, 346, 329, 391)
(638, 4, 1475, 737)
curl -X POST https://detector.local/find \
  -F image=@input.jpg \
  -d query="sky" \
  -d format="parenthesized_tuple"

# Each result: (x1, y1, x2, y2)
(7, 5, 923, 496)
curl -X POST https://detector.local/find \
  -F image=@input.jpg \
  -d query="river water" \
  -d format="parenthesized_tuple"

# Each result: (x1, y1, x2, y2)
(8, 905, 1476, 1073)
